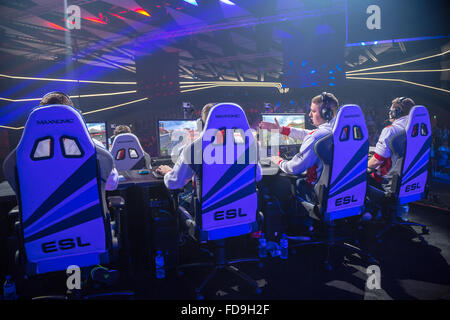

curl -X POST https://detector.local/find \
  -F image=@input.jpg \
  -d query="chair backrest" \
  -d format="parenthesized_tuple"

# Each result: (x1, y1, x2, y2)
(195, 103, 258, 241)
(388, 106, 431, 204)
(110, 133, 150, 170)
(14, 104, 111, 274)
(315, 104, 369, 223)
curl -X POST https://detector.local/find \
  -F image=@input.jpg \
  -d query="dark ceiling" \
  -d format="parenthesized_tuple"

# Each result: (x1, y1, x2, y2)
(0, 0, 448, 87)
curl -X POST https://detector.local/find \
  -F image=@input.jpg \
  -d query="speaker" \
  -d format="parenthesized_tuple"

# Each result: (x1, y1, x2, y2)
(135, 51, 180, 99)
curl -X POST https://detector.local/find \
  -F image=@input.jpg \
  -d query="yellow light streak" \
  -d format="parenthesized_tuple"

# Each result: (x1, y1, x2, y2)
(346, 50, 450, 74)
(346, 76, 450, 94)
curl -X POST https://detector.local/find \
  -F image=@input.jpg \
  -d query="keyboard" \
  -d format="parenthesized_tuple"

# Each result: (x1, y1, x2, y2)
(151, 157, 174, 167)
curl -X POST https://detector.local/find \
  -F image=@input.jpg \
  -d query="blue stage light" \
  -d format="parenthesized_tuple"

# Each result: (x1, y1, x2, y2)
(183, 0, 198, 6)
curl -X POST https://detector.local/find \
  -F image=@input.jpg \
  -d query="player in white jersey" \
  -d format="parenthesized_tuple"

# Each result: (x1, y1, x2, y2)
(259, 92, 339, 233)
(368, 97, 415, 186)
(364, 97, 415, 220)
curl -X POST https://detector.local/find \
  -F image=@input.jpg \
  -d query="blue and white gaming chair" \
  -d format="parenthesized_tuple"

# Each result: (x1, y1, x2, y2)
(4, 105, 120, 279)
(372, 106, 431, 242)
(175, 103, 261, 299)
(292, 104, 375, 269)
(110, 133, 151, 171)
(316, 104, 369, 222)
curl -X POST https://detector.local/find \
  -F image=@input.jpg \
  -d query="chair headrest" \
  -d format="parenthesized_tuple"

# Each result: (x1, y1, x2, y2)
(203, 103, 251, 131)
(332, 104, 368, 135)
(405, 105, 431, 138)
(17, 104, 94, 154)
(111, 133, 144, 151)
(201, 103, 256, 163)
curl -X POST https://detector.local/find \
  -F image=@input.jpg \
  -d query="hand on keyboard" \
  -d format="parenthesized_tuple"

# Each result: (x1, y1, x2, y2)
(153, 165, 173, 179)
(152, 170, 164, 179)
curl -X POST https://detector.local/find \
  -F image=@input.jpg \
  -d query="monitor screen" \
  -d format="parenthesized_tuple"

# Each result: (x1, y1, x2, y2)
(158, 119, 200, 157)
(260, 113, 306, 147)
(86, 122, 108, 150)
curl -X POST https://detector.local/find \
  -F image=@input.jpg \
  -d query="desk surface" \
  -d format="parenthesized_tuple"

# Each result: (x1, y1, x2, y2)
(1, 166, 280, 200)
(118, 170, 165, 189)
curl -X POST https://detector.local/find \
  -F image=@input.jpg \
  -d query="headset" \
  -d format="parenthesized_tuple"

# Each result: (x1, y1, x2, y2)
(388, 96, 407, 120)
(320, 92, 334, 122)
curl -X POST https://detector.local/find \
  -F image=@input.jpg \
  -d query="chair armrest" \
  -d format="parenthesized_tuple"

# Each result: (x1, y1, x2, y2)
(107, 196, 125, 209)
(178, 206, 195, 227)
(178, 205, 196, 240)
(8, 205, 19, 220)
(278, 172, 306, 180)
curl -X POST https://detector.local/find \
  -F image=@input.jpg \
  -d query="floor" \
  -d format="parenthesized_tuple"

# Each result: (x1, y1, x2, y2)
(10, 181, 450, 301)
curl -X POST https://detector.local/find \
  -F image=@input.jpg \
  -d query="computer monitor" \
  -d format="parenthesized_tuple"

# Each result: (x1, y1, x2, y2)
(86, 122, 108, 150)
(157, 119, 200, 158)
(259, 113, 306, 147)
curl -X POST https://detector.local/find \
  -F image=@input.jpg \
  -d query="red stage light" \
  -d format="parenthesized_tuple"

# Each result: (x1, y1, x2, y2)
(85, 17, 107, 24)
(47, 22, 67, 31)
(109, 12, 125, 20)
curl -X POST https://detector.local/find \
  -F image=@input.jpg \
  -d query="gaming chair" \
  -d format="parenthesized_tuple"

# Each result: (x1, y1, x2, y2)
(110, 133, 151, 171)
(173, 102, 262, 299)
(2, 104, 131, 298)
(369, 106, 432, 243)
(289, 104, 376, 270)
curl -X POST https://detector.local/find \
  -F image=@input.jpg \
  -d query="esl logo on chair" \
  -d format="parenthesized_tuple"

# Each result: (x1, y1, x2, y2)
(66, 265, 81, 290)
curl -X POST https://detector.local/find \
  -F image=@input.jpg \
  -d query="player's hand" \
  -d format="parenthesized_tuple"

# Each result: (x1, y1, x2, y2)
(259, 117, 281, 131)
(271, 156, 284, 165)
(156, 165, 173, 176)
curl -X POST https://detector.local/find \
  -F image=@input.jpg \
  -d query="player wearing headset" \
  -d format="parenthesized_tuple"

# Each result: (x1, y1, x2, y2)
(259, 93, 339, 234)
(367, 97, 415, 187)
(259, 92, 339, 185)
(363, 97, 415, 221)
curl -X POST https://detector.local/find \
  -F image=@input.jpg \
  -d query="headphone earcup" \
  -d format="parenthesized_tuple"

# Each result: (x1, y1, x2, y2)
(320, 92, 333, 121)
(321, 104, 331, 121)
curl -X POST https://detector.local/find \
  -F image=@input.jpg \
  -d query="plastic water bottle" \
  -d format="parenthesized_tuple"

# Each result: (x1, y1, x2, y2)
(398, 205, 409, 222)
(258, 233, 267, 258)
(155, 251, 165, 279)
(3, 275, 17, 300)
(280, 234, 288, 260)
